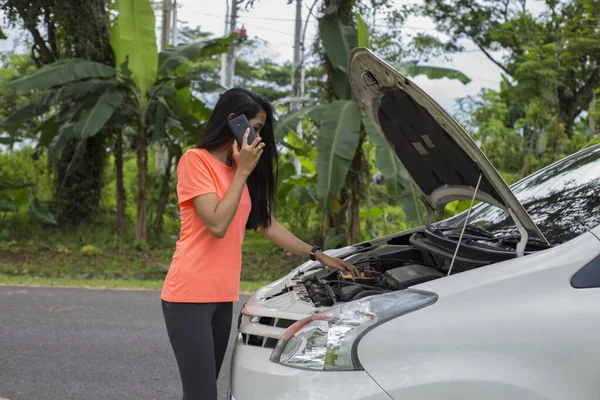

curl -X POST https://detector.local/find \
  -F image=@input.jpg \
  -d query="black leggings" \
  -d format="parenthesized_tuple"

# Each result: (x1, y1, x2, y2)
(162, 300, 233, 400)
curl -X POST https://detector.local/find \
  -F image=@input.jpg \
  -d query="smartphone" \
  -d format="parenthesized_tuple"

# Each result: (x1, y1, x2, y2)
(228, 114, 258, 147)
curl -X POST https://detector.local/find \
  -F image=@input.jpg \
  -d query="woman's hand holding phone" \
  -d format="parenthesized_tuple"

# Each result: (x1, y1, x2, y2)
(233, 128, 265, 177)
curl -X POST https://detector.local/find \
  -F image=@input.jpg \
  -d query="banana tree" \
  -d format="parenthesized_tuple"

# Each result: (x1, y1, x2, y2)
(277, 12, 471, 245)
(1, 0, 234, 241)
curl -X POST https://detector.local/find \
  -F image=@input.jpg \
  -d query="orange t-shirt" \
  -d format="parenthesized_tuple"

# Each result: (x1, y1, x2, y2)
(160, 148, 252, 303)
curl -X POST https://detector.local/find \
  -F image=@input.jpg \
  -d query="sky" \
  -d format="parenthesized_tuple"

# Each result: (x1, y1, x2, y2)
(0, 0, 547, 112)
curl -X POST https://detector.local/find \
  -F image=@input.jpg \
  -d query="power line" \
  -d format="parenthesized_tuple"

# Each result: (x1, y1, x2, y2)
(197, 12, 503, 60)
(200, 12, 313, 23)
(242, 22, 296, 37)
(202, 11, 314, 22)
(201, 12, 298, 36)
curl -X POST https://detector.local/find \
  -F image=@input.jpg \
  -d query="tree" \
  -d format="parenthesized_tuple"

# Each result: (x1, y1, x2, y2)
(1, 0, 235, 242)
(1, 0, 115, 224)
(420, 0, 600, 173)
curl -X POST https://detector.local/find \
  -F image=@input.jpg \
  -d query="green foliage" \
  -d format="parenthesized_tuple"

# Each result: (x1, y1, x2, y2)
(457, 89, 526, 172)
(275, 104, 322, 141)
(110, 0, 158, 98)
(1, 0, 234, 239)
(314, 100, 362, 206)
(319, 12, 358, 72)
(0, 147, 55, 224)
(5, 60, 117, 95)
(74, 90, 125, 138)
(422, 0, 600, 175)
(360, 205, 408, 241)
(158, 34, 236, 77)
(319, 12, 357, 99)
(355, 13, 370, 48)
(275, 129, 322, 244)
(0, 55, 42, 143)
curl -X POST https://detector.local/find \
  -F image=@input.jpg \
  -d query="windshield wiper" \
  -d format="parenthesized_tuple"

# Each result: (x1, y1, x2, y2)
(498, 235, 553, 249)
(438, 223, 496, 239)
(438, 224, 552, 250)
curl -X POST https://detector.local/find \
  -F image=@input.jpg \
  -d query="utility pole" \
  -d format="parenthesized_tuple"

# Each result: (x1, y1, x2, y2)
(224, 0, 239, 89)
(290, 0, 303, 175)
(161, 0, 172, 51)
(171, 0, 178, 47)
(220, 0, 230, 88)
(291, 0, 302, 112)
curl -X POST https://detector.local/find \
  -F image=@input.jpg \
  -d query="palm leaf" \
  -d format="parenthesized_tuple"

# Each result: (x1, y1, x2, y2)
(158, 34, 236, 77)
(355, 14, 369, 48)
(48, 124, 76, 163)
(331, 67, 351, 100)
(315, 100, 362, 205)
(6, 60, 116, 95)
(110, 0, 158, 97)
(319, 14, 358, 72)
(1, 80, 118, 127)
(73, 89, 125, 138)
(38, 116, 61, 147)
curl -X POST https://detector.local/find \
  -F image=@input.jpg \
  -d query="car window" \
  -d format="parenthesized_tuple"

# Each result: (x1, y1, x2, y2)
(445, 145, 600, 244)
(572, 255, 600, 289)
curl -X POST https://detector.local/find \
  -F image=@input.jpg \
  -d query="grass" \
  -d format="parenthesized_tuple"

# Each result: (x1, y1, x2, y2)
(0, 213, 304, 290)
(0, 275, 270, 293)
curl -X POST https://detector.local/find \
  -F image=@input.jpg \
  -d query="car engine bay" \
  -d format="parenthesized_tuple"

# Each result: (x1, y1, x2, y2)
(266, 226, 552, 307)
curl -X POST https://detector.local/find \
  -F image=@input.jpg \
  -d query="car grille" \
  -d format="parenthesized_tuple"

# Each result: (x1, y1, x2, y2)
(240, 316, 296, 348)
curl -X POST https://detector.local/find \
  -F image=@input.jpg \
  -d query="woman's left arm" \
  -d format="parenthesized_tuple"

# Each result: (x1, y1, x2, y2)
(260, 217, 360, 277)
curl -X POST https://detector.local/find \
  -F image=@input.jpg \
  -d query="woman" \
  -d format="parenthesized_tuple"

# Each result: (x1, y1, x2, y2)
(161, 88, 359, 400)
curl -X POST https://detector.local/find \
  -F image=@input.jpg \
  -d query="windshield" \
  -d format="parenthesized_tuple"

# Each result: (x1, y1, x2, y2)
(442, 145, 600, 245)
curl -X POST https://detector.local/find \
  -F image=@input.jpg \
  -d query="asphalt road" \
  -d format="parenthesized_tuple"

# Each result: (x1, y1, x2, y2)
(0, 285, 248, 400)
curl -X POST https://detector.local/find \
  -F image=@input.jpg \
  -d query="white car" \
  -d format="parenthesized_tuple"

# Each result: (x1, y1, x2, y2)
(230, 48, 600, 400)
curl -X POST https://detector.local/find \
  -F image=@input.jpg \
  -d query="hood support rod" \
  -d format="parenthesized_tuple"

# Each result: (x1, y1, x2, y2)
(447, 173, 483, 276)
(508, 208, 528, 257)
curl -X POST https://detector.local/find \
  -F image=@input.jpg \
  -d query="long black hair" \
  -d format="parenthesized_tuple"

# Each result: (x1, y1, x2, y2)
(198, 88, 278, 230)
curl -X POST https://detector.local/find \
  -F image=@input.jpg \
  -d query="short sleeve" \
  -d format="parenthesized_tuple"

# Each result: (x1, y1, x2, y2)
(176, 150, 217, 205)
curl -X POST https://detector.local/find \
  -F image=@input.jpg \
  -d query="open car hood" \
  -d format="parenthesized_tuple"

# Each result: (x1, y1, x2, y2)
(348, 48, 546, 241)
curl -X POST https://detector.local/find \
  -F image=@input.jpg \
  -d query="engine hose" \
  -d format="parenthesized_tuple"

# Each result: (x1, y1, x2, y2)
(324, 284, 337, 304)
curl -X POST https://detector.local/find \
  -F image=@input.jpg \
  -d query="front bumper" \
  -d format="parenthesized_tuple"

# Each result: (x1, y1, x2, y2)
(230, 338, 392, 400)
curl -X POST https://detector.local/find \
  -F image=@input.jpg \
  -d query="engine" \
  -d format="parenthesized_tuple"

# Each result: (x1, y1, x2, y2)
(302, 259, 444, 307)
(298, 230, 496, 307)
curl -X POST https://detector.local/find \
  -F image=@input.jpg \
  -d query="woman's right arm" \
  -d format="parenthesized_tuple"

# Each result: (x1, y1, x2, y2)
(193, 129, 263, 238)
(192, 171, 248, 238)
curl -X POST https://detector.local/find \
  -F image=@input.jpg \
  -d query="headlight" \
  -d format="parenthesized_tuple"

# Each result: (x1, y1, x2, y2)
(270, 290, 436, 371)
